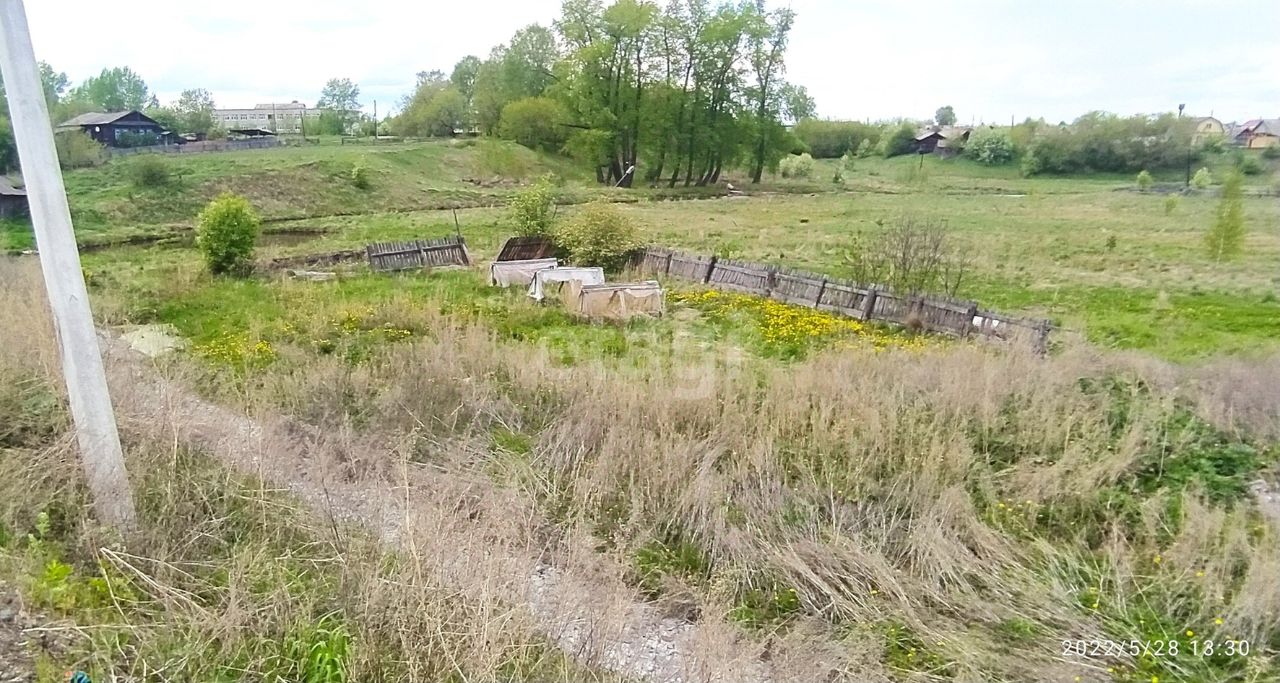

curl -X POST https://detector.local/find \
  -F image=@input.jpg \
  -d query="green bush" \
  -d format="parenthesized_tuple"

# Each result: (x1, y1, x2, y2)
(966, 128, 1016, 165)
(856, 138, 874, 158)
(1163, 195, 1179, 215)
(54, 131, 106, 169)
(554, 202, 640, 270)
(1262, 145, 1280, 160)
(1237, 153, 1264, 176)
(350, 164, 370, 190)
(1191, 167, 1212, 189)
(508, 177, 557, 236)
(196, 193, 260, 275)
(1136, 169, 1154, 191)
(882, 123, 917, 158)
(127, 156, 173, 189)
(778, 153, 815, 179)
(791, 119, 880, 158)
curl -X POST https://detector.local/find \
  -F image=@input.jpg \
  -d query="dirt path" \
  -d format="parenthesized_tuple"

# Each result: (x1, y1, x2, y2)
(100, 334, 797, 683)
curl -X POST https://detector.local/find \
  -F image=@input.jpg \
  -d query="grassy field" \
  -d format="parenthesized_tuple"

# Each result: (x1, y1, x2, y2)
(2, 141, 1279, 681)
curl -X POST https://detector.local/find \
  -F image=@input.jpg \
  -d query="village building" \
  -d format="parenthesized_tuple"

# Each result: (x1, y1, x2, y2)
(212, 102, 324, 135)
(1228, 119, 1280, 149)
(56, 111, 170, 148)
(0, 177, 28, 219)
(914, 126, 972, 155)
(1191, 116, 1225, 145)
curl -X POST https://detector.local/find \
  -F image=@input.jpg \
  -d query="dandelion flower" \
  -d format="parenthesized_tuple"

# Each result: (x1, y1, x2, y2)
(1214, 618, 1223, 625)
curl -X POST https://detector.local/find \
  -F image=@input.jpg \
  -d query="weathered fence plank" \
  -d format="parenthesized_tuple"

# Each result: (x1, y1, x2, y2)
(631, 245, 1051, 350)
(366, 235, 470, 272)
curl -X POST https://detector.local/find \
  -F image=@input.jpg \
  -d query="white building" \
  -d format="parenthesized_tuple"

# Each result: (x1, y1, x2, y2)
(212, 102, 325, 135)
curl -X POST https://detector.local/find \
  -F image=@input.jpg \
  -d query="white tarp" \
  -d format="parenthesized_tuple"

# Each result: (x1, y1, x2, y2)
(563, 280, 665, 319)
(527, 266, 606, 301)
(490, 258, 558, 287)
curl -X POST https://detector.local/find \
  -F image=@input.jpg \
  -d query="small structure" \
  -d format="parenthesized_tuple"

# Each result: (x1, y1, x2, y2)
(496, 235, 559, 262)
(563, 280, 665, 319)
(1191, 116, 1225, 145)
(56, 111, 169, 148)
(491, 258, 558, 287)
(528, 266, 605, 301)
(914, 126, 972, 156)
(0, 177, 28, 219)
(1231, 119, 1280, 149)
(227, 127, 278, 138)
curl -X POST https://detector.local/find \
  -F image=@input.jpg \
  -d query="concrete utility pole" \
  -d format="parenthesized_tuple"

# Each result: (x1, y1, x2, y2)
(0, 0, 136, 531)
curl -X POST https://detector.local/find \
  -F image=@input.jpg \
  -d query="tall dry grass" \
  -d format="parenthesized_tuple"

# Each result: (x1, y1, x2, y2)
(4, 255, 1277, 681)
(217, 285, 1279, 681)
(0, 258, 616, 681)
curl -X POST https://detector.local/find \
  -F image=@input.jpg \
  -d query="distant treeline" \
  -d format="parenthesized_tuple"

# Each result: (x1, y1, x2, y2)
(791, 112, 1228, 176)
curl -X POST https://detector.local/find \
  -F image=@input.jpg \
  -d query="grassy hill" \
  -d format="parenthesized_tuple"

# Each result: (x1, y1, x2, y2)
(2, 138, 588, 250)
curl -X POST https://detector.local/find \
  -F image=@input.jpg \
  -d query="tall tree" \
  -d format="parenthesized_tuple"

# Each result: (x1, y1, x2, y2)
(746, 2, 794, 183)
(450, 55, 483, 127)
(935, 105, 956, 126)
(174, 88, 216, 135)
(317, 78, 361, 131)
(67, 67, 156, 111)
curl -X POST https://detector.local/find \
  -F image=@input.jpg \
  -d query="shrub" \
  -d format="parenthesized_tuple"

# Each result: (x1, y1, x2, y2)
(508, 177, 556, 236)
(128, 156, 173, 189)
(498, 97, 568, 152)
(1164, 195, 1179, 215)
(791, 119, 880, 159)
(856, 138, 874, 158)
(778, 153, 815, 179)
(1262, 145, 1280, 160)
(350, 164, 370, 190)
(196, 193, 260, 275)
(1136, 169, 1154, 191)
(966, 128, 1016, 165)
(1021, 112, 1198, 175)
(54, 131, 106, 169)
(882, 123, 917, 158)
(1206, 171, 1244, 261)
(1237, 154, 1264, 176)
(1192, 167, 1213, 189)
(554, 202, 640, 271)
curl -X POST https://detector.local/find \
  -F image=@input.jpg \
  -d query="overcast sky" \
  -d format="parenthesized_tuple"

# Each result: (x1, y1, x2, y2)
(24, 0, 1280, 124)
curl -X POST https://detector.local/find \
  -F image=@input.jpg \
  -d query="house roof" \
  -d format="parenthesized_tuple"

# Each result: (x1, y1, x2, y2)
(0, 177, 26, 197)
(56, 110, 161, 129)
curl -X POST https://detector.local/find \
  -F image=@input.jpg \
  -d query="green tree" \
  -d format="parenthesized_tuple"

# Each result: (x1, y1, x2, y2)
(316, 78, 361, 132)
(67, 66, 156, 111)
(499, 96, 568, 151)
(1206, 171, 1244, 261)
(934, 105, 956, 126)
(883, 122, 917, 157)
(450, 55, 483, 128)
(174, 88, 216, 135)
(0, 118, 15, 172)
(396, 73, 467, 137)
(746, 4, 796, 183)
(197, 194, 261, 275)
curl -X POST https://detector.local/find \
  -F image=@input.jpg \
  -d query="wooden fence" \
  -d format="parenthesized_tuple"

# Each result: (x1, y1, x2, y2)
(366, 236, 470, 272)
(633, 246, 1051, 352)
(108, 137, 283, 158)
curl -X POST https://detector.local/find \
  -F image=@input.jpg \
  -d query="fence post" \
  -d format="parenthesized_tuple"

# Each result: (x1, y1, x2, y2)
(704, 255, 717, 284)
(813, 277, 827, 309)
(860, 288, 878, 320)
(764, 267, 777, 298)
(1032, 320, 1051, 357)
(664, 251, 673, 277)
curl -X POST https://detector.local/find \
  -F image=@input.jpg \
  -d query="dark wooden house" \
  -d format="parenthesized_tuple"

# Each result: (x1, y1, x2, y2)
(0, 177, 28, 219)
(56, 111, 171, 148)
(913, 126, 973, 156)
